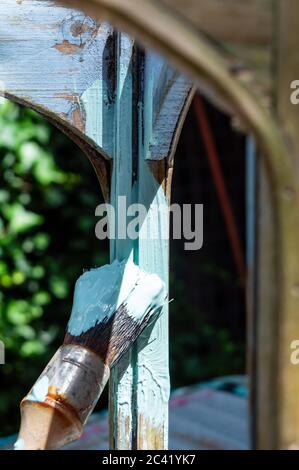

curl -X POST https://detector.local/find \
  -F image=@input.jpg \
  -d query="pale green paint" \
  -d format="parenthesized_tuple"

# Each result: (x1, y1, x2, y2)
(26, 376, 49, 403)
(133, 53, 170, 438)
(67, 259, 166, 336)
(0, 1, 190, 449)
(109, 43, 171, 447)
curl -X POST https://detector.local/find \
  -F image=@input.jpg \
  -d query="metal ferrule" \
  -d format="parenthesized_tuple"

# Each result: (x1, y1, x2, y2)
(19, 345, 110, 449)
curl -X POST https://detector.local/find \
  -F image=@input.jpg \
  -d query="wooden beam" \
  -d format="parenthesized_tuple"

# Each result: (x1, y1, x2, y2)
(160, 0, 273, 46)
(108, 40, 192, 449)
(58, 0, 273, 46)
(5, 0, 299, 450)
(55, 0, 299, 450)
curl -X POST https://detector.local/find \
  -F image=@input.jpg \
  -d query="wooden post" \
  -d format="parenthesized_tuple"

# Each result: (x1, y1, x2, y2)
(107, 38, 192, 449)
(253, 0, 299, 449)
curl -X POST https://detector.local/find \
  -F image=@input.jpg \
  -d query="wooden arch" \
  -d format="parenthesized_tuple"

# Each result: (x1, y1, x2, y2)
(1, 0, 299, 450)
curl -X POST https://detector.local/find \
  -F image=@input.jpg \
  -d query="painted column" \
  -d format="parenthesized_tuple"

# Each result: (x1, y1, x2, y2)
(0, 2, 191, 446)
(108, 37, 192, 448)
(108, 37, 170, 449)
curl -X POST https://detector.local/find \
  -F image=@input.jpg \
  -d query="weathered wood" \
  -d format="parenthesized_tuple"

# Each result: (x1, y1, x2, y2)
(58, 0, 273, 112)
(160, 0, 272, 45)
(107, 40, 192, 449)
(0, 0, 192, 449)
(251, 157, 279, 449)
(0, 0, 114, 199)
(55, 0, 299, 451)
(1, 383, 250, 451)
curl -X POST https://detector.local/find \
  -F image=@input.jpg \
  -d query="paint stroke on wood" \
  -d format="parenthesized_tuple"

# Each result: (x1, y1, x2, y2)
(252, 0, 299, 450)
(58, 0, 273, 116)
(107, 40, 193, 448)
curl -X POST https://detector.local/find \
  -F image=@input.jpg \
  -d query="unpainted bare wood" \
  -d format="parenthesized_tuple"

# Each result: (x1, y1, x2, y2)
(252, 0, 299, 450)
(251, 158, 278, 449)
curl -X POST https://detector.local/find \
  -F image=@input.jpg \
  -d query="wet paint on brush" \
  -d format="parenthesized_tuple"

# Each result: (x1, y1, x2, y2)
(17, 259, 166, 449)
(67, 258, 166, 337)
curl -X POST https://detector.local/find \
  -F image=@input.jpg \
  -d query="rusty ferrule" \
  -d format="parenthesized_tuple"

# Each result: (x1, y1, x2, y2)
(19, 344, 110, 450)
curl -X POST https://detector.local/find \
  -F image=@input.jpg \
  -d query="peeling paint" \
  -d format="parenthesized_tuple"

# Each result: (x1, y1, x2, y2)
(0, 4, 191, 447)
(26, 375, 49, 403)
(0, 3, 115, 156)
(52, 40, 82, 55)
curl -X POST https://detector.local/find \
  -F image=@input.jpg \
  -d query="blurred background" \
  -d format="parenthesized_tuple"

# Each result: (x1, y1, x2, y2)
(0, 96, 245, 436)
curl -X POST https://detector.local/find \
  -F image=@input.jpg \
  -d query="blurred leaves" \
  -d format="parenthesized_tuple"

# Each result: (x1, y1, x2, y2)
(0, 99, 108, 435)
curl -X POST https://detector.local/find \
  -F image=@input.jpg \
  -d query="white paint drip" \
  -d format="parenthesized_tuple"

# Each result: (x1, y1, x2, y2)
(124, 273, 165, 320)
(26, 375, 49, 403)
(14, 438, 24, 450)
(67, 259, 166, 336)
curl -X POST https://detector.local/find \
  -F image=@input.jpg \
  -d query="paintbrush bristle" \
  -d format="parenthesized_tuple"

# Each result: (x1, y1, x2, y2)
(64, 258, 166, 365)
(17, 259, 166, 449)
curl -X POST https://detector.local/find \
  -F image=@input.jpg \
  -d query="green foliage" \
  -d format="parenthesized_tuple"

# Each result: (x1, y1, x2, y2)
(169, 263, 244, 388)
(0, 100, 108, 436)
(170, 306, 244, 387)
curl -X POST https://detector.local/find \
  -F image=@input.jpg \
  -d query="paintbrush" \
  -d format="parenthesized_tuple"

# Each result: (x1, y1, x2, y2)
(15, 259, 166, 450)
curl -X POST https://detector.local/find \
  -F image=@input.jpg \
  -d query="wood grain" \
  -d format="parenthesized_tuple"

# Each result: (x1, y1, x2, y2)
(160, 0, 273, 45)
(107, 39, 192, 449)
(0, 1, 192, 449)
(4, 0, 299, 450)
(253, 0, 299, 450)
(0, 0, 114, 197)
(57, 0, 273, 112)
